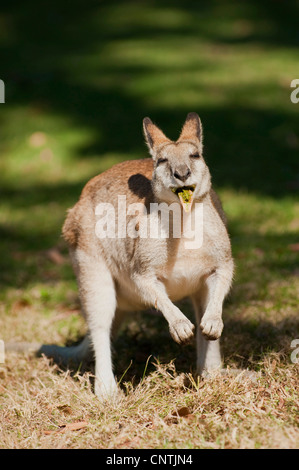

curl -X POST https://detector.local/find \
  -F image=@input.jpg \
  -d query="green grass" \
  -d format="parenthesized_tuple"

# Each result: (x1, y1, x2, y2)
(0, 0, 298, 449)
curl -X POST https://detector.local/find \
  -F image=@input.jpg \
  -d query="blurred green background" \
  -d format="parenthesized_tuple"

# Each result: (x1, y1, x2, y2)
(0, 0, 298, 375)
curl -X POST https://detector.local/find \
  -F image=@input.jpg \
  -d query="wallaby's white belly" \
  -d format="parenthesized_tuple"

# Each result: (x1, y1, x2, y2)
(161, 206, 211, 300)
(115, 254, 206, 310)
(161, 245, 211, 301)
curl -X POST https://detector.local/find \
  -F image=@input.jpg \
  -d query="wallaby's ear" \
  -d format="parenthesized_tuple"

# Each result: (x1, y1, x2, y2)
(143, 117, 170, 157)
(177, 112, 203, 149)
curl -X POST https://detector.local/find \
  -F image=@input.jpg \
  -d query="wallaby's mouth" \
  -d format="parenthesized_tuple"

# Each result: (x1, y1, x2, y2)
(171, 185, 195, 213)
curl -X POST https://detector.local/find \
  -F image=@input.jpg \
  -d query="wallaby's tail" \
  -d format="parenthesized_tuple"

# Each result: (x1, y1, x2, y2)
(5, 335, 93, 368)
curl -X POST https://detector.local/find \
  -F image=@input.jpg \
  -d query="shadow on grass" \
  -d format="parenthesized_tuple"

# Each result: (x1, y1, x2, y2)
(112, 308, 299, 385)
(1, 0, 298, 197)
(42, 307, 299, 389)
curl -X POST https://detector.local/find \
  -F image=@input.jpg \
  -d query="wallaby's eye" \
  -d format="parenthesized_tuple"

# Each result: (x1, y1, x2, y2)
(190, 153, 200, 159)
(157, 157, 168, 166)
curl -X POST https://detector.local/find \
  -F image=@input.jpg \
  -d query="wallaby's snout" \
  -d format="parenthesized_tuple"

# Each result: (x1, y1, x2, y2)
(173, 164, 191, 183)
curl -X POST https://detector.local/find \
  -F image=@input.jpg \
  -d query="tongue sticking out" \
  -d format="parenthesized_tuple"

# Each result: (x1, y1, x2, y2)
(176, 188, 195, 213)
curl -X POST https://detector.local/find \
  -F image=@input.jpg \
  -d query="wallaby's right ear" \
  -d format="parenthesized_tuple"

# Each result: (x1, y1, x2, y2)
(177, 112, 203, 151)
(143, 117, 170, 158)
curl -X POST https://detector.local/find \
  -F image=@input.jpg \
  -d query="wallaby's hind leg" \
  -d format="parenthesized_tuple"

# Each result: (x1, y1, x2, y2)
(191, 285, 222, 376)
(74, 248, 118, 400)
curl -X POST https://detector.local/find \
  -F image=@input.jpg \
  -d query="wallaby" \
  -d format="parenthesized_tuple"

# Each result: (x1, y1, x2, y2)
(41, 112, 234, 400)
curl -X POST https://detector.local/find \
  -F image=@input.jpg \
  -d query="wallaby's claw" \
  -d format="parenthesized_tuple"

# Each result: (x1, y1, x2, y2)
(169, 319, 195, 345)
(200, 316, 223, 340)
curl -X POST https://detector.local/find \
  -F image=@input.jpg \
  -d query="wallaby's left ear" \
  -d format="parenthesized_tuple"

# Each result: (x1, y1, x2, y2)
(177, 112, 203, 149)
(143, 117, 170, 158)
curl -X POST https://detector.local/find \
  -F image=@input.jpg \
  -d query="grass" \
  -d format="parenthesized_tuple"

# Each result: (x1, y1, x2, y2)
(1, 355, 298, 449)
(0, 0, 299, 449)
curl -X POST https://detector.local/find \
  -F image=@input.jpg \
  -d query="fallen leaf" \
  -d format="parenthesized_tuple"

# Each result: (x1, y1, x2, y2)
(166, 406, 192, 424)
(57, 404, 72, 415)
(43, 421, 88, 435)
(12, 298, 31, 311)
(175, 406, 191, 417)
(46, 248, 65, 265)
(61, 421, 88, 431)
(288, 243, 299, 252)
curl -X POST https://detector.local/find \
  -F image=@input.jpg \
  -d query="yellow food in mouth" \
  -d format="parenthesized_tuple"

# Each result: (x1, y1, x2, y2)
(172, 186, 195, 212)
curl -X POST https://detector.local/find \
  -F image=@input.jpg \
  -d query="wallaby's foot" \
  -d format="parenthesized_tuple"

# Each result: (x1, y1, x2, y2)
(94, 377, 120, 402)
(169, 318, 195, 344)
(200, 315, 223, 340)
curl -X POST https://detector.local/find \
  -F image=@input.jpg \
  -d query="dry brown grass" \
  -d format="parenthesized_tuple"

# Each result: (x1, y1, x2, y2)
(0, 252, 299, 449)
(0, 349, 298, 449)
(1, 0, 299, 450)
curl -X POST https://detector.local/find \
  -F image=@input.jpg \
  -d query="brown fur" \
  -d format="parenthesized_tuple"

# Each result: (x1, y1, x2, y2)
(62, 159, 227, 248)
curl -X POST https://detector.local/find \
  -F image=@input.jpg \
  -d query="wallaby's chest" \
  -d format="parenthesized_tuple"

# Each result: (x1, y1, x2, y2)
(158, 240, 213, 301)
(155, 206, 217, 300)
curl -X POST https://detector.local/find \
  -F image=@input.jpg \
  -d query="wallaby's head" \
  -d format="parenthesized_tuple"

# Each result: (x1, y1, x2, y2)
(143, 112, 211, 212)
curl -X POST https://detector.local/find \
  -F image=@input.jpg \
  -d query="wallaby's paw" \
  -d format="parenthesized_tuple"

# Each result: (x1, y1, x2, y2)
(200, 316, 223, 340)
(169, 319, 195, 345)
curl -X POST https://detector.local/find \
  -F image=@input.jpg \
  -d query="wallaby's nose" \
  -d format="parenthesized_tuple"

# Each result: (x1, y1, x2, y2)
(173, 166, 191, 183)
